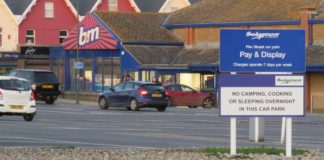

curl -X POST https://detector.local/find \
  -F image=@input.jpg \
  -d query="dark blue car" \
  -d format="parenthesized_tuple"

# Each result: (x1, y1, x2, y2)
(98, 81, 168, 112)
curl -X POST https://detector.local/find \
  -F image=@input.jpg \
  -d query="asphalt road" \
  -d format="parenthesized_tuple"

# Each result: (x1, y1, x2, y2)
(0, 99, 324, 149)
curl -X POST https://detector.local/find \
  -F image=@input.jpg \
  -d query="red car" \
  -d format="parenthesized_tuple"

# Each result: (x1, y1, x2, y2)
(164, 84, 215, 108)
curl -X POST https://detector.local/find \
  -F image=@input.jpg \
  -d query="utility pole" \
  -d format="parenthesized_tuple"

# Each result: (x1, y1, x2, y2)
(75, 0, 80, 104)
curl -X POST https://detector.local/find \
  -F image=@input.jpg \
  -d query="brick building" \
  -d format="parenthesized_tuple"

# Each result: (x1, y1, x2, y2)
(164, 0, 324, 111)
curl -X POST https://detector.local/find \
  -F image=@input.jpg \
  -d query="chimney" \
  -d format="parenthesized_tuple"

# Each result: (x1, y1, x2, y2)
(186, 28, 195, 48)
(299, 9, 317, 44)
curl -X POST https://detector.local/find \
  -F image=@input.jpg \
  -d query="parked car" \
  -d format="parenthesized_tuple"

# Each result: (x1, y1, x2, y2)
(164, 84, 215, 108)
(98, 81, 168, 112)
(8, 69, 60, 104)
(0, 76, 36, 121)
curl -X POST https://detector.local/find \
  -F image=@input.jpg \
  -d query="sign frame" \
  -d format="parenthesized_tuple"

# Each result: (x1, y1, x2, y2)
(219, 29, 306, 73)
(219, 74, 305, 117)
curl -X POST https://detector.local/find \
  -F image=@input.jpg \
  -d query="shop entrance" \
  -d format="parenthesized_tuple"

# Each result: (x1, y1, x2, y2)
(66, 51, 121, 92)
(177, 73, 215, 92)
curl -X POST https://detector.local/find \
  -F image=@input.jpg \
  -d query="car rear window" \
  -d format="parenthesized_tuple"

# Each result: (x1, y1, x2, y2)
(0, 79, 30, 91)
(165, 85, 181, 91)
(11, 71, 34, 83)
(34, 72, 58, 84)
(143, 84, 163, 92)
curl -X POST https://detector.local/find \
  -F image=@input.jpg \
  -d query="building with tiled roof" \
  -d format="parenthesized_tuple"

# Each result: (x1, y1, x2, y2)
(0, 0, 19, 51)
(56, 0, 324, 110)
(68, 0, 99, 16)
(0, 0, 20, 74)
(4, 0, 35, 24)
(166, 0, 321, 24)
(131, 0, 200, 13)
(188, 0, 202, 4)
(162, 0, 324, 111)
(4, 0, 34, 15)
(95, 11, 182, 43)
(132, 0, 166, 12)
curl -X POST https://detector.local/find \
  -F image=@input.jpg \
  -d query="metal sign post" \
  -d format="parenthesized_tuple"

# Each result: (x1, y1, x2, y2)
(249, 117, 265, 142)
(286, 117, 292, 157)
(281, 117, 286, 144)
(230, 72, 237, 155)
(230, 117, 237, 155)
(76, 0, 80, 104)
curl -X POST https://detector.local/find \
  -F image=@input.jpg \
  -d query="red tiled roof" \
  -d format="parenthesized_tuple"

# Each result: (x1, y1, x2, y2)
(166, 0, 321, 25)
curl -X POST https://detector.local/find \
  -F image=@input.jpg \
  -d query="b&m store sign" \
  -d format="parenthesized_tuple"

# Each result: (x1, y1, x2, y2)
(63, 14, 118, 50)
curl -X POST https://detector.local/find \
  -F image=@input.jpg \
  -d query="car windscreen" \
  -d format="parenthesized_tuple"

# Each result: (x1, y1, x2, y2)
(0, 79, 30, 91)
(34, 72, 58, 84)
(143, 84, 164, 92)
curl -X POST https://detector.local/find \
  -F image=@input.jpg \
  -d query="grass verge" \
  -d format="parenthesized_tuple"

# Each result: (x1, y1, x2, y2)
(201, 147, 309, 156)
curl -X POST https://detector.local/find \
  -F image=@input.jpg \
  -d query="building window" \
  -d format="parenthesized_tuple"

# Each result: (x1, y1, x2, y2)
(59, 30, 68, 43)
(108, 0, 118, 12)
(0, 28, 2, 47)
(26, 30, 35, 44)
(44, 2, 54, 18)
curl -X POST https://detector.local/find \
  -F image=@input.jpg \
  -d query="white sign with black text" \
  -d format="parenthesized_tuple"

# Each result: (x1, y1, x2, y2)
(220, 75, 305, 117)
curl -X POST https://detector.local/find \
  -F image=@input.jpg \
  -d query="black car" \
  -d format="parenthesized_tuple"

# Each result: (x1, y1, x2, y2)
(9, 69, 60, 104)
(99, 81, 168, 112)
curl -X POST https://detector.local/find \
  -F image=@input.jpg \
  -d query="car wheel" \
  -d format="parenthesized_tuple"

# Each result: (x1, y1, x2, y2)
(23, 114, 34, 122)
(202, 98, 213, 109)
(167, 97, 173, 107)
(188, 106, 198, 108)
(130, 99, 139, 111)
(99, 97, 109, 110)
(157, 106, 167, 112)
(45, 97, 55, 105)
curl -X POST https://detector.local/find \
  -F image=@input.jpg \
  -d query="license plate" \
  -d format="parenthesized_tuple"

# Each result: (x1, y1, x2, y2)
(10, 105, 23, 110)
(152, 94, 162, 97)
(42, 85, 54, 89)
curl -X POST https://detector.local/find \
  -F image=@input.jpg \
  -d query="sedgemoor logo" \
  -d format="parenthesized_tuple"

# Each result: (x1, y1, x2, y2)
(246, 31, 280, 40)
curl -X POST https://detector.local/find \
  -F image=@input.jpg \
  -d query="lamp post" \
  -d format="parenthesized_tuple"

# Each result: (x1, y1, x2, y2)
(111, 51, 113, 87)
(75, 0, 80, 104)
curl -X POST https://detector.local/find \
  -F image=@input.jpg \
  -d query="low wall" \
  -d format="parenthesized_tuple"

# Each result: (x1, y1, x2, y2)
(61, 91, 99, 102)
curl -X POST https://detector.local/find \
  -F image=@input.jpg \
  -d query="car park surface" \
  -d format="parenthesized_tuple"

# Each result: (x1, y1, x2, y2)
(0, 100, 324, 149)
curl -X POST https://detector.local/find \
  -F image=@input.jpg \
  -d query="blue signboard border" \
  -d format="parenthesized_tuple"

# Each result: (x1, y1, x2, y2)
(219, 29, 306, 73)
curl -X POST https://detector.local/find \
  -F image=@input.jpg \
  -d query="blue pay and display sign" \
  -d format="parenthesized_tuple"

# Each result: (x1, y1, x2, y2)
(219, 74, 305, 117)
(74, 61, 84, 69)
(220, 29, 305, 73)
